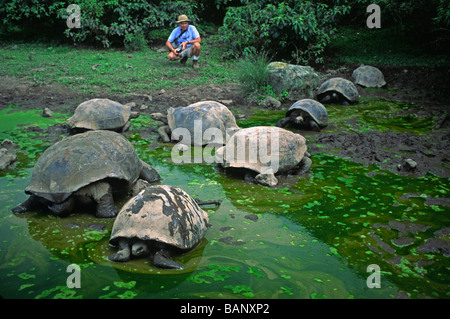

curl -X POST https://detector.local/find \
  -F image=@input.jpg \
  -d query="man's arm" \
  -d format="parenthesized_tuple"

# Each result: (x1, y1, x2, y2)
(179, 37, 201, 50)
(166, 40, 179, 56)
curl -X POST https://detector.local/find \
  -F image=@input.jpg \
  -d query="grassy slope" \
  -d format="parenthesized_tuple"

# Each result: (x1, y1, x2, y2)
(0, 26, 448, 99)
(0, 33, 238, 96)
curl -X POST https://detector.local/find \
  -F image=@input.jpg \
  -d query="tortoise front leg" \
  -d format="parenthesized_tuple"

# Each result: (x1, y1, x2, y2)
(139, 160, 161, 183)
(153, 250, 185, 270)
(295, 156, 312, 175)
(11, 194, 46, 214)
(275, 117, 290, 128)
(309, 120, 321, 132)
(108, 239, 131, 262)
(157, 125, 171, 143)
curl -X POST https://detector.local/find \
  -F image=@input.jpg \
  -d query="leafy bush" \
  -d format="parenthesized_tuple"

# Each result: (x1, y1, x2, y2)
(62, 0, 198, 48)
(1, 0, 199, 48)
(218, 0, 350, 63)
(341, 0, 450, 52)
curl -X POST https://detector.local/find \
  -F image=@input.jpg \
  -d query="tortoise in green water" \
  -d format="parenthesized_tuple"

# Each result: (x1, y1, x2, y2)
(11, 130, 160, 218)
(276, 99, 328, 132)
(67, 98, 140, 133)
(108, 184, 209, 270)
(351, 65, 386, 88)
(316, 77, 360, 105)
(151, 101, 240, 146)
(216, 126, 311, 187)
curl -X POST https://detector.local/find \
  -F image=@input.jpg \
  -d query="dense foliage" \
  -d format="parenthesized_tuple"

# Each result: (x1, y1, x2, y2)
(0, 0, 199, 48)
(218, 0, 350, 63)
(1, 0, 449, 58)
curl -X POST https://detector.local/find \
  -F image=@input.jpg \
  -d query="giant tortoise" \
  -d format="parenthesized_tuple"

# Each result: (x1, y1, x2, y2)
(11, 130, 160, 218)
(108, 184, 209, 270)
(276, 99, 328, 131)
(67, 98, 139, 133)
(316, 77, 360, 105)
(215, 126, 311, 187)
(151, 101, 240, 146)
(351, 65, 386, 88)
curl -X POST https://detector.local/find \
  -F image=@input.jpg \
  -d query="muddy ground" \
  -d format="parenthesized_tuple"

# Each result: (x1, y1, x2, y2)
(0, 63, 449, 178)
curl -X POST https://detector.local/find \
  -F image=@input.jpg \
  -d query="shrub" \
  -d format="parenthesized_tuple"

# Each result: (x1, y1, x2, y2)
(236, 52, 270, 96)
(218, 0, 350, 63)
(1, 0, 199, 47)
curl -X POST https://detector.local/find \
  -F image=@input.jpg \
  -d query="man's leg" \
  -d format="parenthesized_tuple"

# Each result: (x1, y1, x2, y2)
(190, 43, 201, 68)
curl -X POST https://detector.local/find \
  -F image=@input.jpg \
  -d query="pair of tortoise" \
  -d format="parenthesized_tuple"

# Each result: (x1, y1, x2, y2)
(277, 66, 386, 131)
(12, 128, 208, 270)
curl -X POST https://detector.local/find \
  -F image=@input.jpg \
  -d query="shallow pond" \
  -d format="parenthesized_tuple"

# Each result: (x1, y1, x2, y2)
(0, 100, 448, 299)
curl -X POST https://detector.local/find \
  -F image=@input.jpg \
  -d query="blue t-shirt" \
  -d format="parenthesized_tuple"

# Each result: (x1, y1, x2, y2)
(168, 25, 200, 48)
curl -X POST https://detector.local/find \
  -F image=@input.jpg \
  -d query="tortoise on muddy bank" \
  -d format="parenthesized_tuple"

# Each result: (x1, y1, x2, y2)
(11, 130, 160, 218)
(151, 101, 240, 146)
(215, 126, 311, 187)
(352, 65, 386, 88)
(276, 99, 328, 132)
(316, 77, 360, 105)
(67, 98, 140, 133)
(108, 184, 210, 270)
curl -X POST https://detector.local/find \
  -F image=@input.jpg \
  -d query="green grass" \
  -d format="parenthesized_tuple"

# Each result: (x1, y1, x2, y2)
(0, 35, 238, 96)
(1, 26, 448, 99)
(328, 26, 450, 67)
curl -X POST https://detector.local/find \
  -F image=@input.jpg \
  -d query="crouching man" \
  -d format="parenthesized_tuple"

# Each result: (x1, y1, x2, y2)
(166, 14, 202, 68)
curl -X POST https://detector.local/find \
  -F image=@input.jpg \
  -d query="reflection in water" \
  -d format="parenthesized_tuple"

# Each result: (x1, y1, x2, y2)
(0, 106, 448, 299)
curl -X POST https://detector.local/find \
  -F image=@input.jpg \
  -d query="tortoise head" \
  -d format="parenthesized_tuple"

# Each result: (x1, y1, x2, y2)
(48, 197, 75, 216)
(132, 240, 150, 257)
(150, 112, 168, 124)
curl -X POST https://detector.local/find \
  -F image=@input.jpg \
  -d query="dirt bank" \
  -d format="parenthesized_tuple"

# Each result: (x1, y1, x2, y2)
(1, 64, 449, 178)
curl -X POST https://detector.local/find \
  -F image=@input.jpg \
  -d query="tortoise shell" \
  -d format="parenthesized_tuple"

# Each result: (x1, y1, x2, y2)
(287, 99, 328, 128)
(25, 130, 142, 203)
(167, 101, 240, 146)
(67, 98, 132, 131)
(216, 126, 308, 175)
(109, 185, 209, 251)
(351, 65, 386, 88)
(316, 77, 360, 103)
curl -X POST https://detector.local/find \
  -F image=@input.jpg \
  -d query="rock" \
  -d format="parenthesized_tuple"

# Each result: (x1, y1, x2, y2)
(244, 214, 258, 222)
(403, 158, 417, 171)
(0, 148, 17, 170)
(219, 100, 233, 105)
(1, 139, 18, 149)
(434, 227, 450, 237)
(261, 96, 281, 109)
(42, 107, 53, 117)
(388, 221, 431, 236)
(416, 238, 450, 256)
(267, 62, 320, 100)
(391, 236, 415, 247)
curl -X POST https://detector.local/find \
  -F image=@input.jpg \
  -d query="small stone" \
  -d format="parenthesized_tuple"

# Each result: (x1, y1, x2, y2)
(403, 158, 417, 171)
(0, 148, 17, 170)
(219, 100, 233, 105)
(261, 96, 281, 109)
(42, 107, 53, 117)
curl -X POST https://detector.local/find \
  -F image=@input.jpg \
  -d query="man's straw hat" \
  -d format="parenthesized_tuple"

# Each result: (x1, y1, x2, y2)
(176, 15, 191, 23)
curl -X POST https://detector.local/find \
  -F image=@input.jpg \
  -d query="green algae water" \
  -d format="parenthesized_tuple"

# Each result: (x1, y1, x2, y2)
(0, 101, 448, 299)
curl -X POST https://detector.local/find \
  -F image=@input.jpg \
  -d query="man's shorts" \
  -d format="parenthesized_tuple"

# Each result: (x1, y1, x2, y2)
(179, 46, 193, 59)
